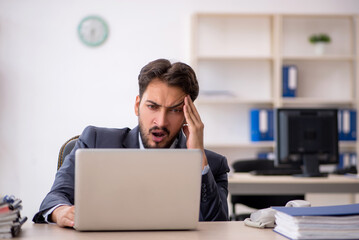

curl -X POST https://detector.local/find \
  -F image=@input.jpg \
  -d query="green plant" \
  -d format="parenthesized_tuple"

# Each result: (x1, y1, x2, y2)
(309, 33, 331, 44)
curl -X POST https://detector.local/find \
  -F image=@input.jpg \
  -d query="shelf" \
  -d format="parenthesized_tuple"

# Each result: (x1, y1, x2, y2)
(194, 14, 273, 57)
(205, 141, 356, 150)
(339, 141, 357, 150)
(204, 142, 274, 149)
(281, 14, 354, 18)
(282, 55, 354, 61)
(197, 56, 274, 61)
(197, 97, 273, 105)
(281, 98, 354, 106)
(192, 13, 358, 161)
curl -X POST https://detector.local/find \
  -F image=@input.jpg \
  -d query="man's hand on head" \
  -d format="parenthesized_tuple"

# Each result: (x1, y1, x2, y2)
(51, 205, 75, 228)
(183, 95, 208, 169)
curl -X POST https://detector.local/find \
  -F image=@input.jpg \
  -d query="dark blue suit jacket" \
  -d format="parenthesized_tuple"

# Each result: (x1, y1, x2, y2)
(33, 125, 230, 223)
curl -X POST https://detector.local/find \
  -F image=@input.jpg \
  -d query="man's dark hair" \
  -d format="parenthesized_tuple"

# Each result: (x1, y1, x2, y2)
(138, 59, 199, 101)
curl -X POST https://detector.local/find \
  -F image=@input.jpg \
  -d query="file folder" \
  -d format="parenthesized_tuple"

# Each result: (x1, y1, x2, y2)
(257, 152, 275, 160)
(282, 65, 297, 97)
(338, 152, 357, 169)
(273, 203, 359, 217)
(250, 109, 274, 141)
(273, 204, 359, 240)
(338, 109, 356, 141)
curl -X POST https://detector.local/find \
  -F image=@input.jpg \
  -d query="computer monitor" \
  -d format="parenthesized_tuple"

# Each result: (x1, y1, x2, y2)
(275, 108, 339, 177)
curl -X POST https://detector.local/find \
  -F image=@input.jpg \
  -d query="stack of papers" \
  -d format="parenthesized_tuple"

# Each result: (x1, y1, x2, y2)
(0, 195, 27, 238)
(272, 204, 359, 240)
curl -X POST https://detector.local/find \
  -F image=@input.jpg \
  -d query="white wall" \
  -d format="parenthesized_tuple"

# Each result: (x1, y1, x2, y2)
(1, 0, 359, 220)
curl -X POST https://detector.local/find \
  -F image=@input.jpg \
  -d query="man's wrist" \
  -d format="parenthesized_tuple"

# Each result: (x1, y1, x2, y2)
(51, 205, 69, 223)
(43, 204, 66, 223)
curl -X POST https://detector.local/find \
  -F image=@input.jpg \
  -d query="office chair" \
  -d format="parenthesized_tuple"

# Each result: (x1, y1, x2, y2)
(57, 135, 79, 170)
(230, 159, 305, 221)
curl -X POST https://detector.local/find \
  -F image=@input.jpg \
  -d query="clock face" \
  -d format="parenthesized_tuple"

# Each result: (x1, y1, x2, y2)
(78, 16, 109, 47)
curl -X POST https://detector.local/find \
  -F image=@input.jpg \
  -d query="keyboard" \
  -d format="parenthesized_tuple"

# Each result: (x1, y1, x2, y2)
(332, 167, 357, 175)
(250, 169, 303, 176)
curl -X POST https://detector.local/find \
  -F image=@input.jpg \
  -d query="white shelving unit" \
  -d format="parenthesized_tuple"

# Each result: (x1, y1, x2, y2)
(280, 15, 356, 107)
(191, 13, 359, 164)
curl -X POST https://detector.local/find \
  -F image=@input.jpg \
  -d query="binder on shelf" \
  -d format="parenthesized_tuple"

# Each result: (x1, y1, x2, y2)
(250, 109, 274, 141)
(273, 203, 359, 240)
(257, 152, 275, 160)
(282, 65, 297, 97)
(338, 152, 357, 169)
(338, 109, 356, 141)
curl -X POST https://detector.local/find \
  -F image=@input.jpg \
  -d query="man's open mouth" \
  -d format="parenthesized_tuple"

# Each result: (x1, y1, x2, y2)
(151, 131, 167, 143)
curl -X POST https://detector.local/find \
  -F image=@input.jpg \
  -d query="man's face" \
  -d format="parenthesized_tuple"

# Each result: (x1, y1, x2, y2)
(135, 78, 186, 148)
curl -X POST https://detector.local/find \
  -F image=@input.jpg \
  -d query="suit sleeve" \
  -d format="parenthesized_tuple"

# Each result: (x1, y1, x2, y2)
(200, 154, 230, 221)
(32, 126, 97, 223)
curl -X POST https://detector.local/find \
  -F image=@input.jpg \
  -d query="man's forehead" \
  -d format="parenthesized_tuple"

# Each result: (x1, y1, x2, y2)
(140, 79, 187, 107)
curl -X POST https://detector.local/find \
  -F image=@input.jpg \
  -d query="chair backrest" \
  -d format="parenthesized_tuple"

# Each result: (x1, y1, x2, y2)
(57, 135, 79, 170)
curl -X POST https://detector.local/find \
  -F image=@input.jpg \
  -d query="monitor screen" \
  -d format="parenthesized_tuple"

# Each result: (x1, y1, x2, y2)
(275, 108, 339, 177)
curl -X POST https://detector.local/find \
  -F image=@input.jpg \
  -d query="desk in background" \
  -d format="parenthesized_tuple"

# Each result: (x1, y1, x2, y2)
(229, 173, 359, 198)
(15, 221, 286, 240)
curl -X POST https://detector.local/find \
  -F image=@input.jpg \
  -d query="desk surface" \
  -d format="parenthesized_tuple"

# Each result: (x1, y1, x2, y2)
(14, 222, 286, 240)
(229, 173, 359, 195)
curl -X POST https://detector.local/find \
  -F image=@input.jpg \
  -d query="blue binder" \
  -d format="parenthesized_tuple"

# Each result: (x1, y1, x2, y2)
(338, 109, 356, 141)
(250, 109, 274, 141)
(338, 152, 357, 169)
(338, 152, 350, 169)
(257, 152, 275, 160)
(273, 203, 359, 216)
(282, 65, 297, 97)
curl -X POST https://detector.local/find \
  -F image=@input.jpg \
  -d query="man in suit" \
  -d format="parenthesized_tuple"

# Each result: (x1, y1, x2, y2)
(33, 59, 230, 227)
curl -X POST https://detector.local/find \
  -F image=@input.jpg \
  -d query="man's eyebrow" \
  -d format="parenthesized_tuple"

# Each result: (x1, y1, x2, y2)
(168, 101, 184, 109)
(146, 100, 161, 106)
(146, 100, 184, 109)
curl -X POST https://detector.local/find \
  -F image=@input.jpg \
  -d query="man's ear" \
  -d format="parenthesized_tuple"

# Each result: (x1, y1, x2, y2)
(134, 95, 140, 116)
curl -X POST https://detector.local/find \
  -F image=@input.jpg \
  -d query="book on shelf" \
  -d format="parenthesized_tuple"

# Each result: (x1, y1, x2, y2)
(338, 152, 357, 170)
(272, 203, 359, 240)
(338, 109, 357, 141)
(250, 108, 274, 141)
(282, 65, 297, 98)
(257, 151, 275, 160)
(0, 195, 27, 238)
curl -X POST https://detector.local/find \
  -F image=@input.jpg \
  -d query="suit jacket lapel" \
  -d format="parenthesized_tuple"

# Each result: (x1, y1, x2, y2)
(123, 126, 140, 148)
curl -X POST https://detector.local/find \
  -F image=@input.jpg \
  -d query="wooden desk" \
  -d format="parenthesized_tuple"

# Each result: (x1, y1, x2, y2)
(229, 173, 359, 195)
(14, 222, 286, 240)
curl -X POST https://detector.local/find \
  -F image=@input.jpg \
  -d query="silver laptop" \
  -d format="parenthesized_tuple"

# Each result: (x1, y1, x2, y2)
(74, 149, 202, 231)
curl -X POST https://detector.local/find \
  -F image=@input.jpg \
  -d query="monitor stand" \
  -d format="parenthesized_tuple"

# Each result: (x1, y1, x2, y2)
(295, 155, 328, 178)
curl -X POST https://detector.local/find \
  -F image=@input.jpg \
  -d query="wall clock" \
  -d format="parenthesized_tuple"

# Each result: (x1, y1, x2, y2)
(78, 15, 109, 47)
